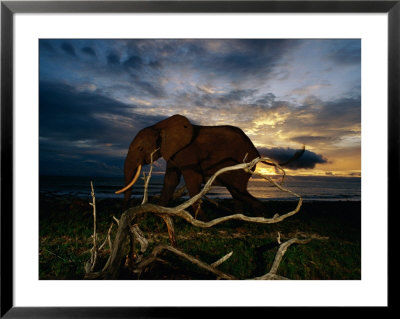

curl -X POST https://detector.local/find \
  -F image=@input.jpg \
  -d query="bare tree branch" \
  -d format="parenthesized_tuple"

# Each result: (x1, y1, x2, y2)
(211, 251, 233, 268)
(133, 244, 236, 280)
(83, 155, 327, 280)
(91, 156, 301, 278)
(141, 148, 160, 205)
(85, 181, 98, 274)
(98, 223, 114, 251)
(252, 234, 329, 280)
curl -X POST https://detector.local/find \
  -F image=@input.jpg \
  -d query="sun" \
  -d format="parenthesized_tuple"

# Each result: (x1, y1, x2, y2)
(255, 166, 278, 176)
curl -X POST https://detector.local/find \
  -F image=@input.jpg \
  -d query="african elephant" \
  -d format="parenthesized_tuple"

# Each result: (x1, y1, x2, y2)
(116, 114, 303, 219)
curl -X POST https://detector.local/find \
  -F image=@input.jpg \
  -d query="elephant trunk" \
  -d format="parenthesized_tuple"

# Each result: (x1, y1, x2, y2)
(115, 164, 142, 194)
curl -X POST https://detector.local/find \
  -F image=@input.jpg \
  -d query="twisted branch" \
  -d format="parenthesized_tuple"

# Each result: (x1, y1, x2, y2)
(252, 234, 329, 280)
(88, 156, 303, 279)
(132, 156, 302, 229)
(133, 245, 235, 280)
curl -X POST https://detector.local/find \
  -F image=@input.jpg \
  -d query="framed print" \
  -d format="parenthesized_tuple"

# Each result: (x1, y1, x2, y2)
(1, 0, 396, 316)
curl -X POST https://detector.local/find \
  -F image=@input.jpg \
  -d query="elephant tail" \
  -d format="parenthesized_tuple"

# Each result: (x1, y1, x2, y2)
(261, 145, 305, 167)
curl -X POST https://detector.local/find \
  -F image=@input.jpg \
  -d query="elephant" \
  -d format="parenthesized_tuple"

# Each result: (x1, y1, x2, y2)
(115, 114, 304, 221)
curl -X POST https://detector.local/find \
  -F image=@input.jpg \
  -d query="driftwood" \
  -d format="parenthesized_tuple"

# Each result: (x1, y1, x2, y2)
(252, 233, 329, 280)
(84, 153, 328, 280)
(84, 181, 98, 274)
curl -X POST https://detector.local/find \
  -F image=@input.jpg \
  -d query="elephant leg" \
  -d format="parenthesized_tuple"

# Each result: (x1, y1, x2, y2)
(158, 164, 181, 247)
(159, 164, 182, 206)
(181, 170, 206, 220)
(227, 186, 266, 216)
(219, 171, 266, 216)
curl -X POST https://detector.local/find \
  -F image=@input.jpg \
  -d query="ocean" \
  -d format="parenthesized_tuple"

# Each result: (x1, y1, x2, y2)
(39, 174, 361, 202)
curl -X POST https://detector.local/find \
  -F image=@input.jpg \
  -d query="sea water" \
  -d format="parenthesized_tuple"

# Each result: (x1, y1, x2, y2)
(39, 174, 361, 201)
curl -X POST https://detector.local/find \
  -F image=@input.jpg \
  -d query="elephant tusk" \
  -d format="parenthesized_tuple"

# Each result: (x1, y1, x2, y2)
(115, 164, 142, 194)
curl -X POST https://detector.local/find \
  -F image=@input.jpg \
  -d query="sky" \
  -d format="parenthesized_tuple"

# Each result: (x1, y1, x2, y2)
(39, 39, 361, 177)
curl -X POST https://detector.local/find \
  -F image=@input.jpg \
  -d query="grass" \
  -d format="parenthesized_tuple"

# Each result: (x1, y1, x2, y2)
(39, 195, 361, 280)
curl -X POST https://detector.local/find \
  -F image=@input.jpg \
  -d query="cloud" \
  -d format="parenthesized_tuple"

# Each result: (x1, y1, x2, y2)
(81, 46, 96, 57)
(132, 88, 360, 155)
(108, 39, 300, 86)
(107, 52, 120, 65)
(39, 80, 170, 176)
(39, 145, 124, 177)
(276, 95, 361, 147)
(61, 42, 76, 57)
(289, 83, 331, 96)
(258, 147, 328, 169)
(326, 40, 361, 65)
(255, 93, 276, 107)
(216, 89, 258, 104)
(319, 97, 361, 126)
(182, 88, 259, 108)
(188, 39, 301, 82)
(39, 80, 165, 147)
(40, 41, 55, 53)
(290, 135, 339, 145)
(134, 80, 166, 98)
(123, 55, 144, 69)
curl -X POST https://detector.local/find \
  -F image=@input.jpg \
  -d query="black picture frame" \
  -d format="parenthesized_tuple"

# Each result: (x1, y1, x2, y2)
(1, 1, 396, 317)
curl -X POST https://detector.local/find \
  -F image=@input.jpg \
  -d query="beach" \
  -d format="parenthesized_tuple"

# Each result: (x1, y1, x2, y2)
(39, 193, 361, 280)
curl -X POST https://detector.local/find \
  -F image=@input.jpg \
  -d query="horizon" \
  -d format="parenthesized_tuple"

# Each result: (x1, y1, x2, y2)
(39, 173, 361, 202)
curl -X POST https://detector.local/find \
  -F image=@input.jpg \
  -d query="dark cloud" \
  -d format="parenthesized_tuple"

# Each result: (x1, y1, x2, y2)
(258, 147, 328, 169)
(61, 42, 76, 57)
(40, 81, 126, 116)
(186, 88, 258, 108)
(326, 40, 361, 65)
(81, 46, 96, 57)
(39, 81, 164, 145)
(207, 39, 301, 79)
(123, 55, 144, 69)
(39, 144, 124, 177)
(135, 80, 166, 98)
(107, 52, 120, 65)
(239, 39, 295, 52)
(40, 41, 55, 53)
(282, 95, 361, 142)
(117, 39, 300, 83)
(321, 97, 361, 124)
(39, 81, 168, 176)
(101, 50, 166, 97)
(217, 89, 257, 103)
(255, 93, 276, 107)
(148, 59, 162, 69)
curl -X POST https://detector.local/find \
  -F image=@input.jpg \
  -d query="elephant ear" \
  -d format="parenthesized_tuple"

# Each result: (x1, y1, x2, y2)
(155, 114, 193, 161)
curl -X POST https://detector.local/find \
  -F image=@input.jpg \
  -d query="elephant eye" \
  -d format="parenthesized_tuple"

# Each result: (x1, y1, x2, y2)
(138, 146, 144, 151)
